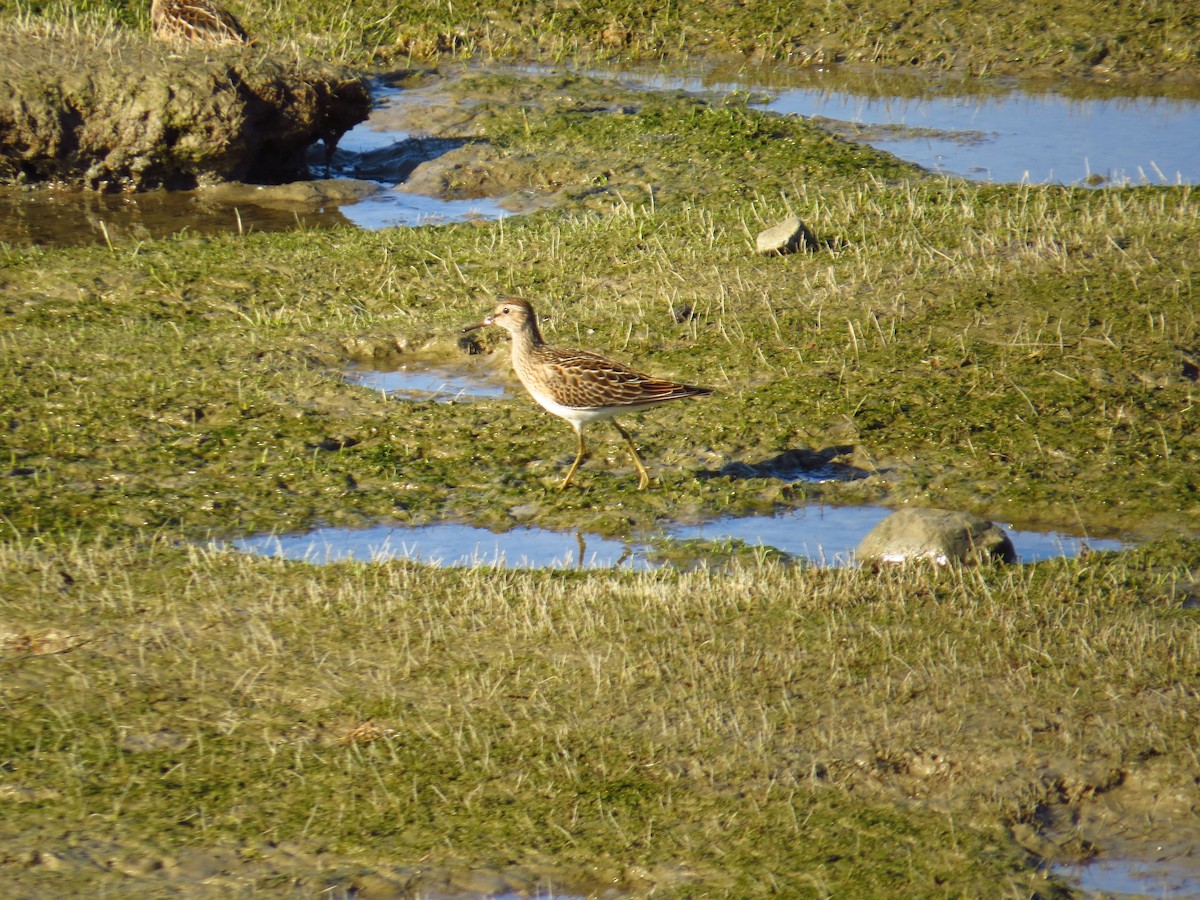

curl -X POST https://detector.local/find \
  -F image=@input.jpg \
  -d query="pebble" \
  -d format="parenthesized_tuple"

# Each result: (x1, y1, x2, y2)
(755, 215, 817, 254)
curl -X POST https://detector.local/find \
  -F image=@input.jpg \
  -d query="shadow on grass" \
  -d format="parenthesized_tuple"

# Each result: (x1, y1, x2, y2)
(711, 445, 873, 483)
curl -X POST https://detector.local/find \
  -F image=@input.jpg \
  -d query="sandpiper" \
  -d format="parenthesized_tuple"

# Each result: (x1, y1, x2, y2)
(151, 0, 251, 44)
(464, 298, 712, 490)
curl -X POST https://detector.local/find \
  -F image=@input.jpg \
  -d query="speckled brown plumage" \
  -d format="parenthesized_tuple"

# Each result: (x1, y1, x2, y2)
(464, 298, 712, 489)
(151, 0, 250, 45)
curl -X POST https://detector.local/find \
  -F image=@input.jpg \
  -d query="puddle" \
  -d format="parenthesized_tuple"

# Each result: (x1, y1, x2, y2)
(596, 67, 1200, 187)
(675, 508, 1124, 565)
(720, 448, 871, 484)
(232, 522, 642, 569)
(346, 361, 508, 403)
(764, 89, 1200, 186)
(330, 82, 514, 229)
(0, 184, 359, 247)
(1055, 855, 1200, 898)
(227, 505, 1125, 570)
(333, 189, 509, 229)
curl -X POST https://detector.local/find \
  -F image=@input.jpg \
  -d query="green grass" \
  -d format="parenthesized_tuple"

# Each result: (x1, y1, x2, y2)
(0, 141, 1196, 538)
(4, 536, 1196, 895)
(0, 10, 1198, 894)
(2, 0, 1197, 78)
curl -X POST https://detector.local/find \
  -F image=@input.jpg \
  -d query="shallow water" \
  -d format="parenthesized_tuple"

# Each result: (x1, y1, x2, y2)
(332, 82, 513, 228)
(346, 362, 508, 402)
(767, 89, 1200, 185)
(1055, 854, 1200, 897)
(229, 504, 1125, 570)
(334, 189, 510, 229)
(0, 185, 354, 247)
(606, 68, 1200, 186)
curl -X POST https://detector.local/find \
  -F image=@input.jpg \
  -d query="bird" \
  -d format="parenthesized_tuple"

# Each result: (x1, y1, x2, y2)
(464, 298, 712, 490)
(151, 0, 251, 45)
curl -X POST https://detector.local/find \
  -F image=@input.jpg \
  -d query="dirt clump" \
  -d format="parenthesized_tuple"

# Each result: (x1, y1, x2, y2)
(0, 30, 369, 190)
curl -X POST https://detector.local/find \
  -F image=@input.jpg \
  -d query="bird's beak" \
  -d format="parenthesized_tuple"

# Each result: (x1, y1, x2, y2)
(462, 314, 494, 333)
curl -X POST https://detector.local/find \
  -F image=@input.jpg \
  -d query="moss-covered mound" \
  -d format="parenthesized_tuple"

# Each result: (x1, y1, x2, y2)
(0, 30, 369, 189)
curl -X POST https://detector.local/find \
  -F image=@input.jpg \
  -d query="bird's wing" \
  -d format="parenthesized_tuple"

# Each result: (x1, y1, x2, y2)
(542, 350, 709, 409)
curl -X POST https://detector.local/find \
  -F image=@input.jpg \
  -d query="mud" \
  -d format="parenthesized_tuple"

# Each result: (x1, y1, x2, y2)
(0, 30, 369, 190)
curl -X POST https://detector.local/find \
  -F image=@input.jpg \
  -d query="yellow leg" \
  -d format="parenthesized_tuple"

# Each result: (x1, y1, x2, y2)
(612, 421, 651, 490)
(559, 429, 587, 490)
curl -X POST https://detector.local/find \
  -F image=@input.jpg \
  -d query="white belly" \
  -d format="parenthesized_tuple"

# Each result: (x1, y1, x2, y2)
(531, 392, 629, 429)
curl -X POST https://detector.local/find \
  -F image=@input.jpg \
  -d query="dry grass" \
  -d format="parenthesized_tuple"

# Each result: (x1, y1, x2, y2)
(3, 0, 1198, 78)
(2, 534, 1197, 894)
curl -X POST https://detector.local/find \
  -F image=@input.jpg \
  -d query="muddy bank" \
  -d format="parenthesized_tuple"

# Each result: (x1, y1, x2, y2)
(0, 30, 369, 190)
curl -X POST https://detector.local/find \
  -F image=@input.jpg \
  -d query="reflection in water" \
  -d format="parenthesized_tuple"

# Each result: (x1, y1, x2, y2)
(346, 362, 508, 402)
(0, 185, 355, 247)
(234, 523, 642, 570)
(1054, 855, 1200, 898)
(228, 505, 1126, 570)
(588, 67, 1200, 187)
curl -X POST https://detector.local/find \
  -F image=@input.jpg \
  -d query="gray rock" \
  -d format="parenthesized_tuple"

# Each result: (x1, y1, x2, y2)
(756, 215, 817, 254)
(856, 507, 1017, 566)
(0, 31, 369, 190)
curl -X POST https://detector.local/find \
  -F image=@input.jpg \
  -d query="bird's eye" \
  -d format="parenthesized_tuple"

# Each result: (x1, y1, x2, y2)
(501, 306, 510, 314)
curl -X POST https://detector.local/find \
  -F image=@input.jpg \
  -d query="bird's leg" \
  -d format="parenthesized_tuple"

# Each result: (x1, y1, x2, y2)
(612, 421, 651, 490)
(559, 429, 588, 490)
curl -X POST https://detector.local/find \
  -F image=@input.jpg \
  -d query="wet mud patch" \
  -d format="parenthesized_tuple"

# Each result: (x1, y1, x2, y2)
(1021, 754, 1200, 897)
(811, 116, 993, 148)
(1, 835, 605, 898)
(718, 446, 875, 483)
(0, 29, 369, 191)
(314, 327, 510, 403)
(332, 70, 664, 216)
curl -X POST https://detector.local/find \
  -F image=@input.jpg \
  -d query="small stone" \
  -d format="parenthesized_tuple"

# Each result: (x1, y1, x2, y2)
(756, 215, 818, 254)
(856, 507, 1016, 566)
